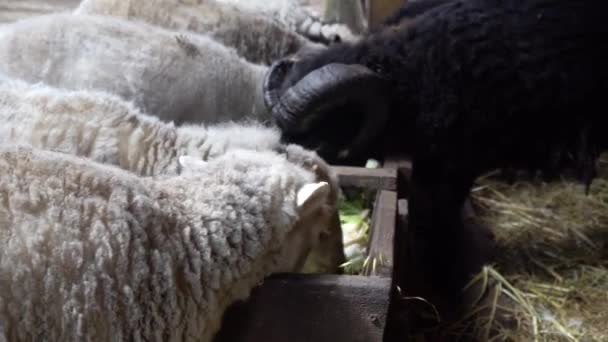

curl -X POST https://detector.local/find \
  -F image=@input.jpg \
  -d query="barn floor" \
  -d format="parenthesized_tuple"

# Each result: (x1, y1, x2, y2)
(467, 156, 608, 341)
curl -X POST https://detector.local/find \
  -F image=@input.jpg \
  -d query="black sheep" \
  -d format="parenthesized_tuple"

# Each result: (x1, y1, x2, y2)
(263, 0, 608, 312)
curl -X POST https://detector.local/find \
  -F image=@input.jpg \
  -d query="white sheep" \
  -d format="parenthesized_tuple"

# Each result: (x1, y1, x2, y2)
(0, 144, 331, 341)
(0, 76, 347, 274)
(213, 0, 359, 44)
(0, 13, 269, 125)
(75, 0, 357, 49)
(0, 77, 278, 176)
(0, 77, 335, 181)
(74, 0, 327, 66)
(0, 0, 79, 24)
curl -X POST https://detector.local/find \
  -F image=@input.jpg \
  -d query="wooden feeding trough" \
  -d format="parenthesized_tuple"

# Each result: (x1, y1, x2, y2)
(212, 6, 418, 339)
(214, 159, 410, 342)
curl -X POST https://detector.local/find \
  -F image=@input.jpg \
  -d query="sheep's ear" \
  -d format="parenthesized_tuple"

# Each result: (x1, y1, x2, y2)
(178, 155, 207, 171)
(297, 182, 330, 212)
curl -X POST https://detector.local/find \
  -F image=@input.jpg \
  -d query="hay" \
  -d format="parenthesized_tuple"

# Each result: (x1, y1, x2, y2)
(338, 189, 373, 274)
(337, 159, 380, 275)
(337, 155, 608, 340)
(457, 154, 608, 341)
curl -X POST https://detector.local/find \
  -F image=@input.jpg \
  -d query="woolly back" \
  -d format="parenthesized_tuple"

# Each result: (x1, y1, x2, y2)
(0, 13, 269, 125)
(0, 145, 321, 341)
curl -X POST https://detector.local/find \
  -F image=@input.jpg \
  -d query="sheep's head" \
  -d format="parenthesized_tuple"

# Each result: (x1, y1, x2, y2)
(282, 144, 346, 273)
(282, 181, 334, 271)
(178, 151, 341, 274)
(263, 55, 391, 166)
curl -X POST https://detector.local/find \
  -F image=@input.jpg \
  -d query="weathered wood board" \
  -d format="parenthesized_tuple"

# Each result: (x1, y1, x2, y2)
(383, 155, 413, 197)
(214, 274, 392, 342)
(334, 166, 398, 191)
(364, 0, 404, 29)
(364, 190, 398, 277)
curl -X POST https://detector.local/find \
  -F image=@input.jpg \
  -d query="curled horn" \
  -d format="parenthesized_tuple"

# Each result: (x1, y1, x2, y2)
(263, 61, 391, 159)
(263, 59, 296, 111)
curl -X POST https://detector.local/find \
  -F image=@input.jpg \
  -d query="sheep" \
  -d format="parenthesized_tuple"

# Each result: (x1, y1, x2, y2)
(0, 13, 270, 126)
(211, 0, 359, 44)
(74, 0, 328, 66)
(0, 77, 277, 176)
(0, 75, 341, 198)
(0, 76, 346, 275)
(0, 144, 332, 341)
(262, 0, 608, 314)
(0, 0, 78, 24)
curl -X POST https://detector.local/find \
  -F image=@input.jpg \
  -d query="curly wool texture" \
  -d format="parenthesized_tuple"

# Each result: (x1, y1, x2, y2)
(0, 77, 346, 274)
(282, 0, 608, 180)
(0, 13, 268, 125)
(0, 76, 339, 204)
(213, 0, 358, 44)
(217, 0, 308, 31)
(0, 145, 322, 342)
(0, 77, 282, 177)
(74, 0, 325, 66)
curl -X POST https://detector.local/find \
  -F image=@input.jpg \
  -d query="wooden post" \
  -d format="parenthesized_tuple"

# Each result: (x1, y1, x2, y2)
(333, 166, 397, 191)
(365, 0, 404, 30)
(363, 190, 398, 277)
(383, 155, 412, 198)
(214, 275, 391, 342)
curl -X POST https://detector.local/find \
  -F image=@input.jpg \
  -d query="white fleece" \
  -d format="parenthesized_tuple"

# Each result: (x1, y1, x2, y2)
(0, 77, 346, 274)
(0, 13, 268, 125)
(74, 0, 324, 65)
(0, 77, 281, 177)
(213, 0, 358, 43)
(0, 145, 329, 342)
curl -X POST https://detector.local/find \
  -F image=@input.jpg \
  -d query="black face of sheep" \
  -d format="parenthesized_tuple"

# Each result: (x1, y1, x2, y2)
(265, 0, 608, 316)
(263, 58, 393, 166)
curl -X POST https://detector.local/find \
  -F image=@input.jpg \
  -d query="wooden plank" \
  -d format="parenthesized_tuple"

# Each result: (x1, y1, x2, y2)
(366, 0, 404, 29)
(392, 199, 409, 286)
(382, 155, 477, 219)
(214, 274, 392, 342)
(333, 166, 398, 191)
(397, 199, 409, 218)
(383, 155, 413, 198)
(383, 199, 412, 342)
(363, 190, 398, 277)
(383, 156, 412, 178)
